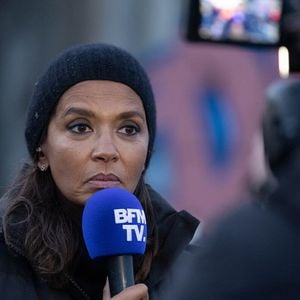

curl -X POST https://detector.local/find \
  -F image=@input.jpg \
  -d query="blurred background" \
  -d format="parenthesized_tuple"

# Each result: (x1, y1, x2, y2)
(0, 0, 283, 226)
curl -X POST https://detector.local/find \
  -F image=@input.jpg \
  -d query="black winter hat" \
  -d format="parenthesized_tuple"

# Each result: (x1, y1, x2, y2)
(25, 43, 156, 168)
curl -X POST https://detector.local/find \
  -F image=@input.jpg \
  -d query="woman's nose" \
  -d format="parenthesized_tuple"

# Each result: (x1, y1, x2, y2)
(91, 134, 119, 163)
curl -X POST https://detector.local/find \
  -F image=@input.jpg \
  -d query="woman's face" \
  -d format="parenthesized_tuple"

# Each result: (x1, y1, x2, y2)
(40, 80, 149, 205)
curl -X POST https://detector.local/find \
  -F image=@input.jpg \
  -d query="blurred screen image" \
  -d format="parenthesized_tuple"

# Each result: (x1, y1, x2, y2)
(198, 0, 282, 45)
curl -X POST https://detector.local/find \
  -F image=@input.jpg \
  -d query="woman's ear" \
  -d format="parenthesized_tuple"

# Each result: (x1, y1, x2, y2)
(36, 146, 49, 172)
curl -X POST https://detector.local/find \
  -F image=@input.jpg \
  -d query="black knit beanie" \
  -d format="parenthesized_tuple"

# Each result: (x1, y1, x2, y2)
(25, 43, 156, 168)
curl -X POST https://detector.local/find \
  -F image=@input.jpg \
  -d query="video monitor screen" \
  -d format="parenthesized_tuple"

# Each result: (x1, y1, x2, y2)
(187, 0, 283, 47)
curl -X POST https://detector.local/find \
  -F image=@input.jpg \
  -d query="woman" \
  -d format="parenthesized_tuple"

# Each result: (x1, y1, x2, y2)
(0, 43, 199, 299)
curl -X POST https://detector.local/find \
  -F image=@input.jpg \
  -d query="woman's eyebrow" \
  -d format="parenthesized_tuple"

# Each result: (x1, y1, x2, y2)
(118, 111, 146, 121)
(62, 107, 96, 118)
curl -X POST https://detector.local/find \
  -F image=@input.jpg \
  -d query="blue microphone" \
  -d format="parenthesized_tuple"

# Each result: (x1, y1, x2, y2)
(82, 187, 147, 296)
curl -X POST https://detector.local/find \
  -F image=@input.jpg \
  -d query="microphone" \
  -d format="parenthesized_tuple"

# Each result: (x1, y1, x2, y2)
(82, 187, 147, 296)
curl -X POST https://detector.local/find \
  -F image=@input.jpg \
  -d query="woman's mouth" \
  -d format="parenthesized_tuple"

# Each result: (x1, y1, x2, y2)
(86, 173, 121, 189)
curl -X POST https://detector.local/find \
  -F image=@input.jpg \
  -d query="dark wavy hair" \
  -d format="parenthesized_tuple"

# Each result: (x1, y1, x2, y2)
(2, 161, 158, 288)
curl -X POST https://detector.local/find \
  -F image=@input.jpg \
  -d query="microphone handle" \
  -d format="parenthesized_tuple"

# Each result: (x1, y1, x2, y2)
(107, 255, 135, 296)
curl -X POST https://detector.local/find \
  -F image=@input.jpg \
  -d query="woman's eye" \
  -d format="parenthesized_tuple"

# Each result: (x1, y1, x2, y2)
(119, 125, 140, 136)
(68, 123, 92, 134)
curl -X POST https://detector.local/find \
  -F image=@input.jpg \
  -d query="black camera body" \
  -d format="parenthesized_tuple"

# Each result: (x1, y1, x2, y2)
(263, 79, 300, 175)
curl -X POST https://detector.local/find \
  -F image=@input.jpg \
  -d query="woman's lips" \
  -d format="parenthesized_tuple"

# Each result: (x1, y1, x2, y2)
(86, 173, 121, 189)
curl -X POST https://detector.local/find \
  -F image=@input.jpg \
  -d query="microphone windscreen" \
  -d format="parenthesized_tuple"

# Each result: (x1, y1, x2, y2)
(82, 187, 147, 259)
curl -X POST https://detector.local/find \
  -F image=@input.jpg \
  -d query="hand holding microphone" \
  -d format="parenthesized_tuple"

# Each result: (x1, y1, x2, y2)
(82, 187, 147, 297)
(110, 284, 149, 300)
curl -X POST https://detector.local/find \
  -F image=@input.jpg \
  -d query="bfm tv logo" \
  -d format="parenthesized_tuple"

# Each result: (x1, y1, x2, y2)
(114, 208, 146, 242)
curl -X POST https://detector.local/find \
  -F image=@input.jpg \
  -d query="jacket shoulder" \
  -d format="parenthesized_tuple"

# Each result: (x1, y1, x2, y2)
(147, 184, 199, 232)
(0, 234, 40, 299)
(146, 185, 200, 293)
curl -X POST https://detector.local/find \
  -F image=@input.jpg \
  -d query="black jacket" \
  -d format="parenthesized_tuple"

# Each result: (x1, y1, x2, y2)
(0, 186, 199, 300)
